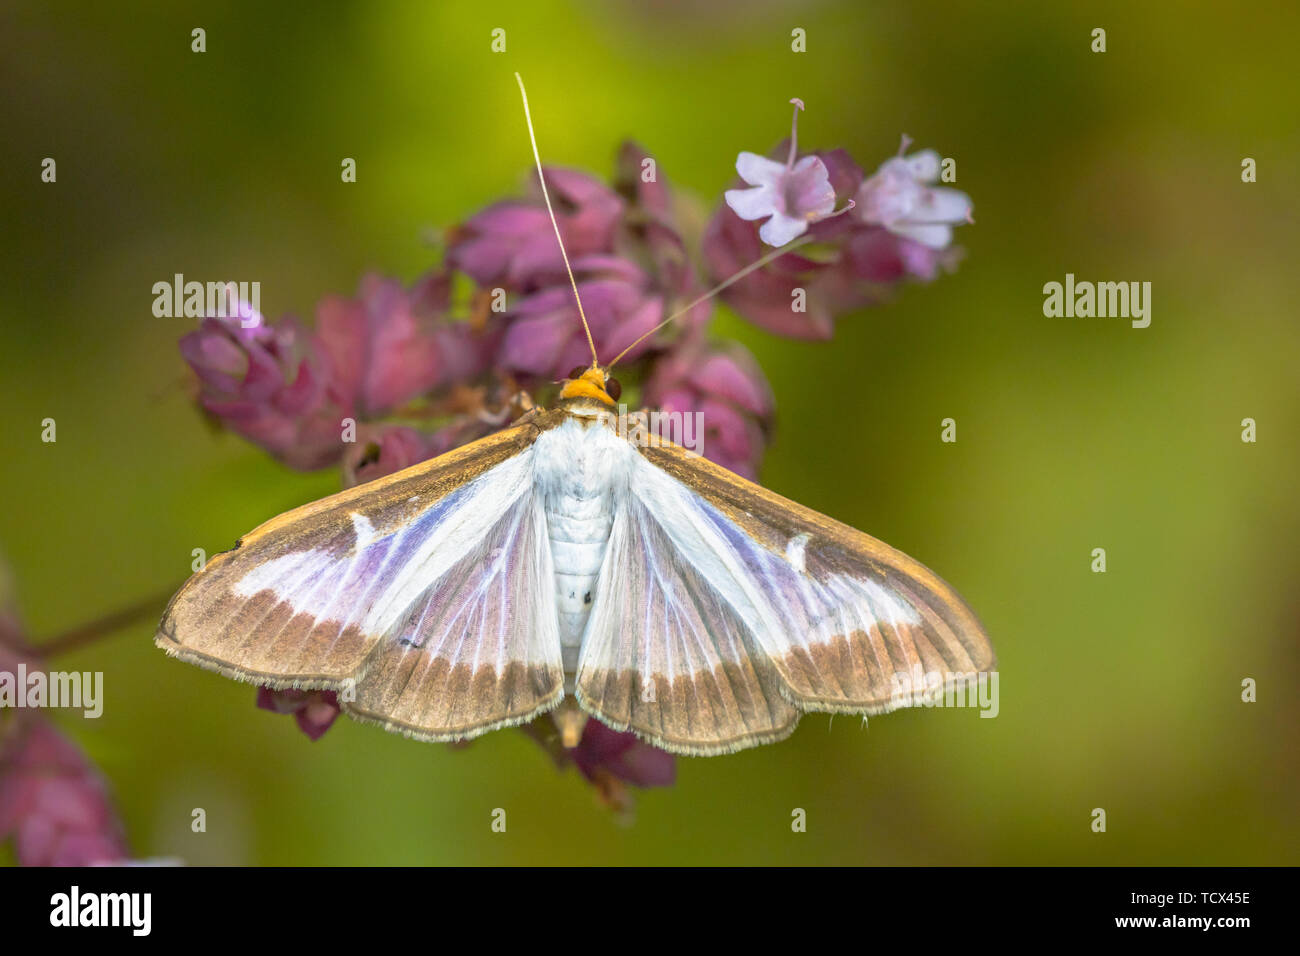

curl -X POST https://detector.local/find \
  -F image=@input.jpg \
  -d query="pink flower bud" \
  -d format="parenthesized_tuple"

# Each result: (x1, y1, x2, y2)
(447, 169, 624, 288)
(643, 340, 774, 479)
(499, 260, 664, 378)
(256, 688, 340, 741)
(570, 719, 676, 790)
(341, 424, 467, 488)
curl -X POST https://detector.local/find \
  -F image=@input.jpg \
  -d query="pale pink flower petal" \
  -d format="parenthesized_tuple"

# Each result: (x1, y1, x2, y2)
(725, 183, 781, 222)
(891, 222, 954, 249)
(735, 151, 787, 184)
(723, 103, 846, 247)
(857, 149, 971, 249)
(904, 149, 943, 182)
(758, 212, 811, 247)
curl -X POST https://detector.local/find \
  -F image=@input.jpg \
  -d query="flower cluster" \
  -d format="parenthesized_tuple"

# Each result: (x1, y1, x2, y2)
(448, 142, 713, 379)
(707, 117, 971, 339)
(0, 720, 130, 866)
(0, 576, 131, 866)
(180, 272, 496, 474)
(174, 99, 974, 807)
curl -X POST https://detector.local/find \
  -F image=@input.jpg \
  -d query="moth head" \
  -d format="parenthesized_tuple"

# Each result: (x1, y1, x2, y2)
(560, 365, 621, 406)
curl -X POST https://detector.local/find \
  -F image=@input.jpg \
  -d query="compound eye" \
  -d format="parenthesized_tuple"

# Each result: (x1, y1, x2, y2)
(605, 376, 622, 400)
(568, 365, 587, 380)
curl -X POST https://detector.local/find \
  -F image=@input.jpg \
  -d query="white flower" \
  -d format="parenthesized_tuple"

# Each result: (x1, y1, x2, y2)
(857, 147, 972, 249)
(724, 98, 849, 247)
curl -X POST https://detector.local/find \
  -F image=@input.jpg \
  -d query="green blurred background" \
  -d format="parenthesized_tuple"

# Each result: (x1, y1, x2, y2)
(2, 0, 1297, 865)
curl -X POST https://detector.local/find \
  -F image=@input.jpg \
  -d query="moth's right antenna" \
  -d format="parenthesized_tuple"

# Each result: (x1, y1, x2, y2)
(606, 234, 812, 370)
(514, 72, 599, 368)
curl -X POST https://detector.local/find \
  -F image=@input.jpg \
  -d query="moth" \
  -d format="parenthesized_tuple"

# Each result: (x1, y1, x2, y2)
(156, 75, 994, 756)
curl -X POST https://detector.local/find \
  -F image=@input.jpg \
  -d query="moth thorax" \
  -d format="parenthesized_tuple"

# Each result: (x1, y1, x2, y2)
(551, 699, 588, 749)
(558, 366, 618, 406)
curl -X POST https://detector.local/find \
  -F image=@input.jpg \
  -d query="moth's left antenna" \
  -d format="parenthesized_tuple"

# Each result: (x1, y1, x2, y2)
(515, 72, 599, 368)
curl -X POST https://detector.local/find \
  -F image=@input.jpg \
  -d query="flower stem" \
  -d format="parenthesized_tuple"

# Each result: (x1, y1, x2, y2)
(34, 585, 181, 658)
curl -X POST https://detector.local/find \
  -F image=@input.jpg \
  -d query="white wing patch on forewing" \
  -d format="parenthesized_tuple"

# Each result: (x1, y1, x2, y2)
(350, 512, 378, 548)
(232, 547, 328, 599)
(785, 533, 810, 573)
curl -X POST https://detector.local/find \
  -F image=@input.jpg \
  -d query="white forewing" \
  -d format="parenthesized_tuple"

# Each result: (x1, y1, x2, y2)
(159, 432, 565, 740)
(576, 442, 992, 754)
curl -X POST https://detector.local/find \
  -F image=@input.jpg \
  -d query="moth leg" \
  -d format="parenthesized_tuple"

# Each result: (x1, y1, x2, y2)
(508, 393, 544, 428)
(476, 389, 538, 428)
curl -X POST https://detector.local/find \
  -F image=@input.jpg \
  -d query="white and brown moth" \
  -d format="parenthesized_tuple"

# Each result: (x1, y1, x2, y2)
(156, 76, 994, 756)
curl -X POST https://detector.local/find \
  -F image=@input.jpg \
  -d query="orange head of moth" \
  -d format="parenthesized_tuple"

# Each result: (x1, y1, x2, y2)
(559, 365, 622, 406)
